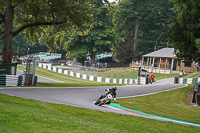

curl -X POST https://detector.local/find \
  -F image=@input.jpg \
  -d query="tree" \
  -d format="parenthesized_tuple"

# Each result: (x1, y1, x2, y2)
(114, 0, 174, 61)
(74, 0, 115, 66)
(40, 0, 115, 66)
(136, 0, 174, 54)
(115, 36, 135, 63)
(0, 33, 48, 56)
(114, 0, 144, 60)
(0, 0, 92, 63)
(169, 0, 200, 62)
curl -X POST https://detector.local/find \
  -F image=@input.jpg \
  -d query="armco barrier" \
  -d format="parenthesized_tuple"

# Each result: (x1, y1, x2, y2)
(0, 75, 23, 86)
(174, 77, 200, 84)
(38, 63, 146, 85)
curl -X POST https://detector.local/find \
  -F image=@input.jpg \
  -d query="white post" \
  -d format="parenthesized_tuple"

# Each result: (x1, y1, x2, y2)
(159, 58, 161, 73)
(32, 58, 37, 86)
(171, 58, 174, 74)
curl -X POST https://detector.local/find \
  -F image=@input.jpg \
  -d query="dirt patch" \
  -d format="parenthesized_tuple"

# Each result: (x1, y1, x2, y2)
(187, 90, 200, 109)
(187, 90, 194, 105)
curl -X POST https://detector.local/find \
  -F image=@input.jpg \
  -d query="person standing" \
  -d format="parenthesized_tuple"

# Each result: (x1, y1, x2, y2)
(150, 73, 155, 84)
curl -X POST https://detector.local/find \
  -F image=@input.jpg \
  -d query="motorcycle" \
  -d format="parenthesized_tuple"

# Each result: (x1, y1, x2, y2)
(94, 88, 116, 106)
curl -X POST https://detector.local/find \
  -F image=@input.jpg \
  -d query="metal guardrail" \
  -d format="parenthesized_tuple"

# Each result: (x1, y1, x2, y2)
(68, 64, 99, 77)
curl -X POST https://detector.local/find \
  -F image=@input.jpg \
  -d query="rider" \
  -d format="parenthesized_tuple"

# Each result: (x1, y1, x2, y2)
(98, 87, 117, 104)
(105, 87, 117, 101)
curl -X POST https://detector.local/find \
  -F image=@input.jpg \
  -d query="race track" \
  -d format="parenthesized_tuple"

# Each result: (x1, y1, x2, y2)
(2, 84, 198, 127)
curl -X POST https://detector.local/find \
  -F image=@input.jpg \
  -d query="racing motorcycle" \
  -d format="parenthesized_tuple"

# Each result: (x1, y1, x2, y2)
(94, 88, 117, 106)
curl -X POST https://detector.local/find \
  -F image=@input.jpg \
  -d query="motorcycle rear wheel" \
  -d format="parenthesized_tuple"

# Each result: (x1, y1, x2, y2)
(98, 99, 108, 106)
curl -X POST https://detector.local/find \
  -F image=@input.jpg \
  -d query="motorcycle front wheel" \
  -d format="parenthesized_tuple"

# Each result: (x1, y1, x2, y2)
(94, 100, 100, 105)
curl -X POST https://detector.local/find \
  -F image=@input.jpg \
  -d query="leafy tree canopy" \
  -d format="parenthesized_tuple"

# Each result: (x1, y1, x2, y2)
(113, 0, 174, 62)
(169, 0, 200, 62)
(0, 0, 92, 63)
(39, 0, 115, 65)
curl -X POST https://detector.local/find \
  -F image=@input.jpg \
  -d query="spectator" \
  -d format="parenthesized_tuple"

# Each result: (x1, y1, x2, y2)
(150, 72, 155, 84)
(180, 69, 185, 76)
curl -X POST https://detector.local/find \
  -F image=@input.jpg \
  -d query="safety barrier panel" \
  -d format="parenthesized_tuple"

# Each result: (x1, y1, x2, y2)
(0, 75, 23, 86)
(174, 77, 200, 84)
(38, 63, 146, 85)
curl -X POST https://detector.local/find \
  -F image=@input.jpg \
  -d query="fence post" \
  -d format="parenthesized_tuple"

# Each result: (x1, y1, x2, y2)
(32, 58, 37, 86)
(151, 64, 154, 73)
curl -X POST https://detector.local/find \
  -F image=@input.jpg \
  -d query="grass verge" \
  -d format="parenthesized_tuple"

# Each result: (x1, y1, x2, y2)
(17, 65, 178, 85)
(98, 68, 178, 81)
(0, 93, 200, 132)
(116, 85, 200, 124)
(17, 65, 121, 87)
(182, 72, 200, 78)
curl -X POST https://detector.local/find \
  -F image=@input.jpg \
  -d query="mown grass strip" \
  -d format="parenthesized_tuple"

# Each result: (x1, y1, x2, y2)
(18, 65, 178, 84)
(17, 65, 121, 87)
(108, 103, 200, 127)
(182, 72, 200, 78)
(0, 93, 200, 132)
(98, 68, 178, 81)
(116, 85, 200, 124)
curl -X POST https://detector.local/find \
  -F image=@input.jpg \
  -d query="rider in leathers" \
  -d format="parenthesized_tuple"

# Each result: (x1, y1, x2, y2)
(98, 87, 117, 104)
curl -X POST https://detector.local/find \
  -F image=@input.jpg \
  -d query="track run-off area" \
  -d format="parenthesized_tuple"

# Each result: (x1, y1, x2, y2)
(1, 80, 199, 128)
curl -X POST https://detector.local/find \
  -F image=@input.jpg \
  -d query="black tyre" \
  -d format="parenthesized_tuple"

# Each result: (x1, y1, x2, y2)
(105, 99, 111, 104)
(98, 99, 107, 106)
(94, 100, 99, 105)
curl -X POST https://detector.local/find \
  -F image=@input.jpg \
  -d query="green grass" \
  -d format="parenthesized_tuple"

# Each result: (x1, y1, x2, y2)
(116, 85, 200, 124)
(98, 68, 178, 81)
(0, 92, 200, 132)
(153, 73, 179, 81)
(98, 68, 139, 79)
(17, 65, 178, 84)
(182, 72, 200, 78)
(17, 65, 121, 87)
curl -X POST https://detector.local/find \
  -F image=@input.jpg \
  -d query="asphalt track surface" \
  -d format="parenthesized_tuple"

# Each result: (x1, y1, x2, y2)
(2, 82, 200, 127)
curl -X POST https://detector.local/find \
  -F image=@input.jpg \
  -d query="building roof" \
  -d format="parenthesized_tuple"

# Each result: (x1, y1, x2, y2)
(143, 48, 176, 58)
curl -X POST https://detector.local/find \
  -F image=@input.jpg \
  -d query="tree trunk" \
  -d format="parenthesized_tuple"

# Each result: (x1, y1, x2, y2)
(90, 51, 96, 67)
(133, 18, 140, 60)
(129, 18, 140, 61)
(2, 0, 13, 64)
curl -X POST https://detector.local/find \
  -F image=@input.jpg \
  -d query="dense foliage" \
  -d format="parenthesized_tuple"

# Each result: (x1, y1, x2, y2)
(39, 0, 115, 65)
(169, 0, 200, 62)
(113, 0, 174, 63)
(0, 0, 92, 63)
(1, 0, 199, 64)
(0, 34, 48, 56)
